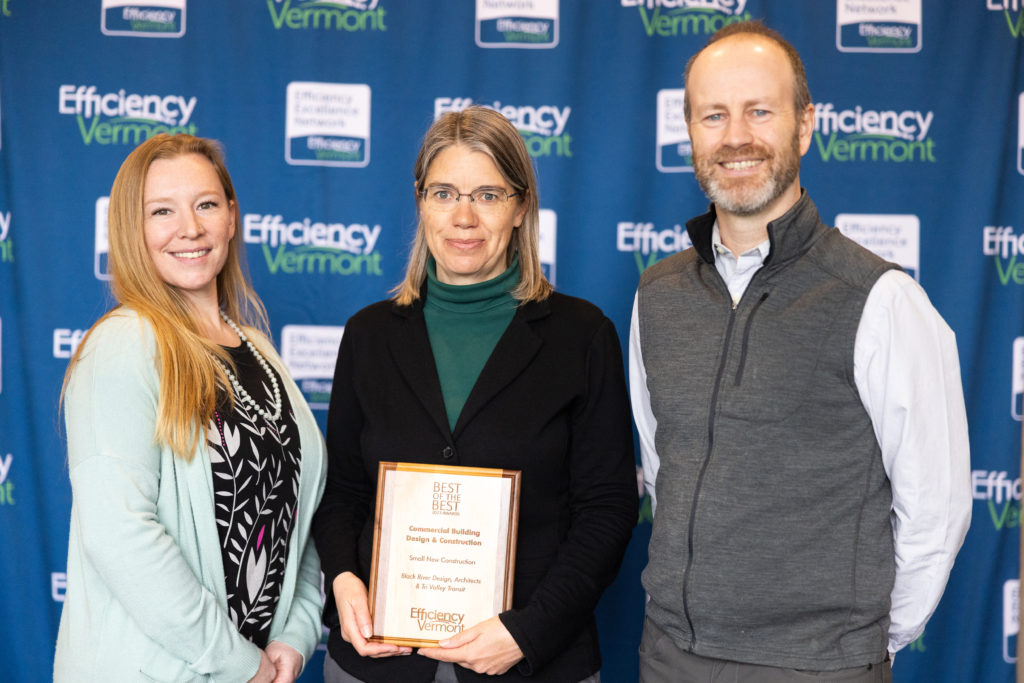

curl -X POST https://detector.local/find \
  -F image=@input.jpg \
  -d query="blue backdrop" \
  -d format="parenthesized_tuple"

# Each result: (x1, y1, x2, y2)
(1, 1, 1021, 681)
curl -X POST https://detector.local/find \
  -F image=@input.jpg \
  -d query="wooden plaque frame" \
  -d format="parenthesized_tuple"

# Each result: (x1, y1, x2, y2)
(367, 461, 521, 647)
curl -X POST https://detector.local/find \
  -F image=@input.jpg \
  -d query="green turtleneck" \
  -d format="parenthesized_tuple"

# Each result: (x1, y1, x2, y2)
(424, 256, 520, 432)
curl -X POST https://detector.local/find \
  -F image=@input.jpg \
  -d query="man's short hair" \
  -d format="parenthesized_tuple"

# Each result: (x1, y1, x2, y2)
(683, 20, 812, 122)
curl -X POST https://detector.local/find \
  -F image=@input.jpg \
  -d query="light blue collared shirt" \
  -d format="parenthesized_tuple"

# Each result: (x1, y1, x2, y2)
(710, 221, 771, 307)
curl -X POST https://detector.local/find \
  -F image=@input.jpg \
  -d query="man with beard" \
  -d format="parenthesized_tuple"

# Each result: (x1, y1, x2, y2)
(629, 21, 971, 683)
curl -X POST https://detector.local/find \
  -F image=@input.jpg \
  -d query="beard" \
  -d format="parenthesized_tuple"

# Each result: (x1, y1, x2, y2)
(693, 129, 802, 218)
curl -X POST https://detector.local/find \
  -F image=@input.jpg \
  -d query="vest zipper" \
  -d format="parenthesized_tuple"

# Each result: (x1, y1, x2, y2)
(681, 304, 738, 649)
(733, 292, 769, 386)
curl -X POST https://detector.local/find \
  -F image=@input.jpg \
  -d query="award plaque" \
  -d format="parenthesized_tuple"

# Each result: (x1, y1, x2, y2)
(367, 461, 521, 647)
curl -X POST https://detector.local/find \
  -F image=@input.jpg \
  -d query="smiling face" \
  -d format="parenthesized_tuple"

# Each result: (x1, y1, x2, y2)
(419, 144, 527, 286)
(687, 34, 814, 221)
(142, 153, 235, 309)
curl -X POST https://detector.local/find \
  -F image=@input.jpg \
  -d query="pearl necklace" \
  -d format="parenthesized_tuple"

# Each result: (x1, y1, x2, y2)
(217, 310, 282, 422)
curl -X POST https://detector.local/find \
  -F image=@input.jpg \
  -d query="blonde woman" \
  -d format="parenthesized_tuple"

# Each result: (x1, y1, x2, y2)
(54, 134, 325, 683)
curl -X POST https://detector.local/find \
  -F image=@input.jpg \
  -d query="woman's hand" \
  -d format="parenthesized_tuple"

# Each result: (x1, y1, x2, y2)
(246, 650, 277, 683)
(333, 572, 413, 658)
(265, 641, 303, 683)
(418, 616, 524, 675)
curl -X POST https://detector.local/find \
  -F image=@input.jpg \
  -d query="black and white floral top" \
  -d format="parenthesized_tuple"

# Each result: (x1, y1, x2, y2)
(207, 343, 301, 648)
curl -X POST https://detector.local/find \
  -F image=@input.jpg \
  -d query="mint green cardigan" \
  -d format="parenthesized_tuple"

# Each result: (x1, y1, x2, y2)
(54, 310, 326, 682)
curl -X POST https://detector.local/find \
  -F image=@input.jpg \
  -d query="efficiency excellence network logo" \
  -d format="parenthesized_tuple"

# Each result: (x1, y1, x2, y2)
(281, 324, 345, 410)
(267, 0, 386, 32)
(434, 98, 571, 158)
(835, 214, 920, 281)
(475, 0, 558, 48)
(1013, 337, 1024, 419)
(836, 0, 921, 52)
(286, 82, 371, 167)
(95, 198, 111, 280)
(59, 85, 198, 146)
(102, 0, 186, 37)
(1019, 92, 1024, 175)
(621, 0, 750, 37)
(538, 209, 557, 285)
(813, 102, 935, 163)
(1007, 580, 1019, 664)
(656, 89, 691, 173)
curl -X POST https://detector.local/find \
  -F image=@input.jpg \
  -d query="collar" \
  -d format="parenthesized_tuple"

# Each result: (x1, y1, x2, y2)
(711, 221, 771, 262)
(391, 264, 551, 324)
(425, 254, 520, 312)
(687, 190, 829, 272)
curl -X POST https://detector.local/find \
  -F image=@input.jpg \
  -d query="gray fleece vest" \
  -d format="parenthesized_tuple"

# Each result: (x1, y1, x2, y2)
(638, 193, 898, 670)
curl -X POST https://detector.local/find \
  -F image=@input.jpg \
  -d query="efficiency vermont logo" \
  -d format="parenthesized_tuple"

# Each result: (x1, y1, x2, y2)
(0, 209, 11, 264)
(974, 469, 1021, 532)
(813, 102, 935, 163)
(982, 225, 1024, 286)
(989, 0, 1024, 38)
(434, 98, 571, 158)
(0, 452, 14, 505)
(617, 220, 692, 274)
(267, 0, 386, 32)
(621, 0, 751, 37)
(59, 85, 198, 146)
(243, 213, 383, 276)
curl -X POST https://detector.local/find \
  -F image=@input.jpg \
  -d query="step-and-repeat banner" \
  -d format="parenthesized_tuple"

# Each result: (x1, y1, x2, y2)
(1, 1, 1022, 681)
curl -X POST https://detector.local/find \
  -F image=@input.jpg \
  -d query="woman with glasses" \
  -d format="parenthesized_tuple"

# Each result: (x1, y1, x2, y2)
(312, 107, 637, 683)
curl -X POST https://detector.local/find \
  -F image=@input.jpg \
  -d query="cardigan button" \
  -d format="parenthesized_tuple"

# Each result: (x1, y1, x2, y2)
(441, 446, 455, 460)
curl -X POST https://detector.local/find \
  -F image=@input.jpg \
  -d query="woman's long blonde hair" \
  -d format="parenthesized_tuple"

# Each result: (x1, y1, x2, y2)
(392, 106, 553, 305)
(63, 134, 269, 461)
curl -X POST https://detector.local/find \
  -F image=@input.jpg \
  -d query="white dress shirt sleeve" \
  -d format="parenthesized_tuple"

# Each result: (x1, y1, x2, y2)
(853, 270, 972, 655)
(629, 292, 660, 513)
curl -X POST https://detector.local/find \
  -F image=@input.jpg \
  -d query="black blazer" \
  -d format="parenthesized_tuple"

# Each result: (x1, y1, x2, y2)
(312, 291, 637, 683)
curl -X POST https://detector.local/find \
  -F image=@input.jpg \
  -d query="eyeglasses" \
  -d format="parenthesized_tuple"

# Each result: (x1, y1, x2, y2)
(419, 185, 519, 214)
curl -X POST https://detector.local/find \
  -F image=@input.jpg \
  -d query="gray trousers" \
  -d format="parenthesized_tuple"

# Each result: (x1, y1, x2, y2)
(324, 651, 600, 683)
(639, 618, 892, 683)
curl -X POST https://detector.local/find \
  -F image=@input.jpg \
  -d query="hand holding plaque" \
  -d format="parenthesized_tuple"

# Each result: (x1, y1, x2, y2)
(367, 462, 521, 647)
